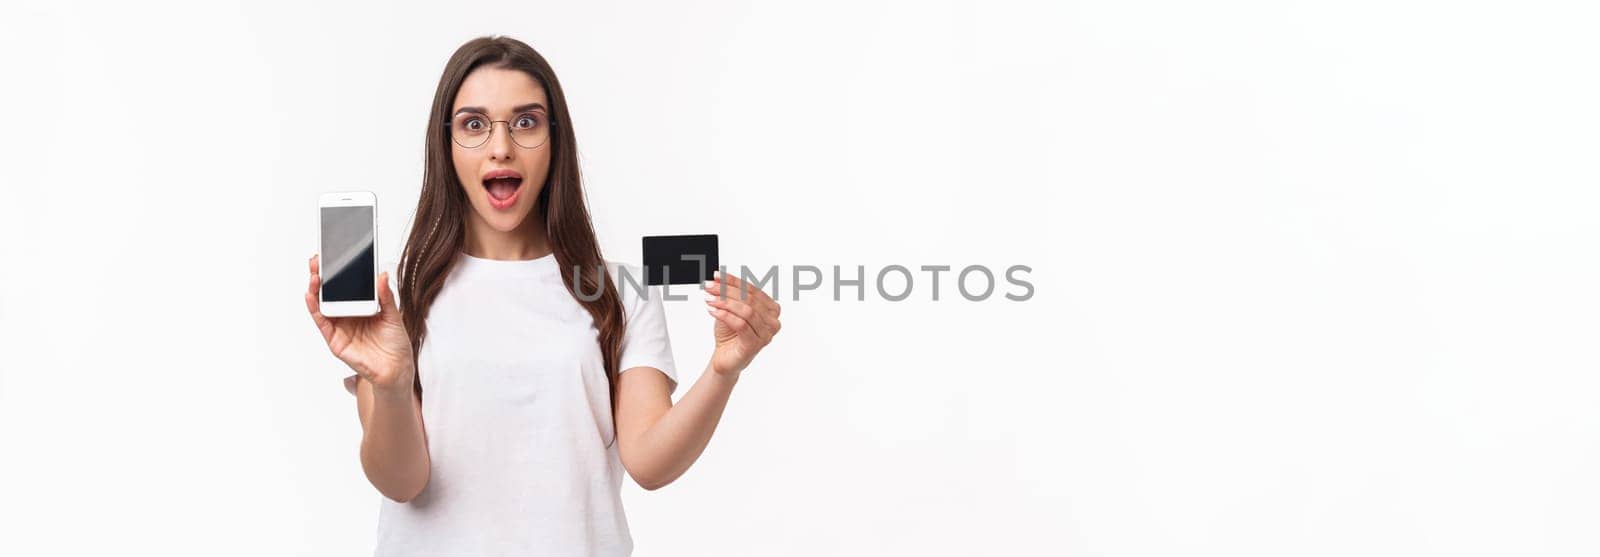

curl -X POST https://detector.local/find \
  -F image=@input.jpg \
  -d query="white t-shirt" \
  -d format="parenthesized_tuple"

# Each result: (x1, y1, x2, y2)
(353, 251, 678, 556)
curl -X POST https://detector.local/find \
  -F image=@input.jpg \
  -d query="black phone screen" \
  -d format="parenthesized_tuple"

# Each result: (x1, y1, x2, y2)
(320, 206, 376, 302)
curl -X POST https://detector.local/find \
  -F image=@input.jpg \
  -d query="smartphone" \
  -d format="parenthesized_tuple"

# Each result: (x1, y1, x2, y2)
(642, 234, 719, 286)
(318, 191, 379, 317)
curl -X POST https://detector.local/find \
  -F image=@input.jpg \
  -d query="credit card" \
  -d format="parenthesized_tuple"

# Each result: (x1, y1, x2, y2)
(642, 234, 719, 286)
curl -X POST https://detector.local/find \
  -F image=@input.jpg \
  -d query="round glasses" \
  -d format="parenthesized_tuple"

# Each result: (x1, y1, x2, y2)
(448, 111, 554, 149)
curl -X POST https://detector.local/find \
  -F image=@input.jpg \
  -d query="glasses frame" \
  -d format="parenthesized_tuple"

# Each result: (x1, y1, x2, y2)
(445, 113, 557, 150)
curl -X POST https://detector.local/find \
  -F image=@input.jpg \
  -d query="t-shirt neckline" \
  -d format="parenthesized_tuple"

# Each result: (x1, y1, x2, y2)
(457, 250, 559, 275)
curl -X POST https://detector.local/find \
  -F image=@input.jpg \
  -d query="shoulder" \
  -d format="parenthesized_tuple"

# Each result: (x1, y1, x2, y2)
(606, 259, 656, 315)
(604, 259, 640, 281)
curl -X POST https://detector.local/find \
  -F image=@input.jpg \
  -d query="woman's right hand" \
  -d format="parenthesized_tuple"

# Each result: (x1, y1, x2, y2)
(305, 254, 416, 394)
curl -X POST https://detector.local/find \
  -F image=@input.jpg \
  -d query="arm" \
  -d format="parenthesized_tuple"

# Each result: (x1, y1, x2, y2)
(354, 374, 431, 502)
(615, 271, 781, 490)
(615, 364, 740, 490)
(305, 254, 430, 502)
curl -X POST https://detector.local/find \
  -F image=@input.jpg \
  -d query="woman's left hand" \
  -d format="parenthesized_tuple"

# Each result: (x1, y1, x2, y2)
(703, 271, 782, 377)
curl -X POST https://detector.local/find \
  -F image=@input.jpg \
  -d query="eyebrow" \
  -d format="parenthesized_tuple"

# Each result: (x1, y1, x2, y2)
(453, 103, 547, 116)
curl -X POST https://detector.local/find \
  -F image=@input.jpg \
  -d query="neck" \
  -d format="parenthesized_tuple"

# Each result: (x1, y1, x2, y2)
(463, 211, 552, 261)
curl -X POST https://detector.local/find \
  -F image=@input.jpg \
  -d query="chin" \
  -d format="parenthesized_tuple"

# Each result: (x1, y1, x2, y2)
(482, 208, 533, 232)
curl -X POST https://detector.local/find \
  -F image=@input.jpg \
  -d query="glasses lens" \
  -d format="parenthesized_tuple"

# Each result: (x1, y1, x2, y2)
(510, 113, 550, 149)
(451, 115, 489, 148)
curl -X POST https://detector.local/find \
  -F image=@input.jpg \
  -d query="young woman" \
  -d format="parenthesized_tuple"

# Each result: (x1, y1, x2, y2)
(302, 36, 782, 555)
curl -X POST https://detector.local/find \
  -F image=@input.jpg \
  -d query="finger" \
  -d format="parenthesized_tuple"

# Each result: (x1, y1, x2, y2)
(705, 272, 779, 318)
(708, 305, 768, 345)
(706, 282, 779, 322)
(716, 270, 779, 317)
(377, 271, 399, 315)
(306, 262, 329, 323)
(305, 290, 336, 344)
(704, 281, 769, 325)
(306, 261, 321, 311)
(307, 255, 327, 308)
(704, 294, 774, 340)
(306, 259, 319, 297)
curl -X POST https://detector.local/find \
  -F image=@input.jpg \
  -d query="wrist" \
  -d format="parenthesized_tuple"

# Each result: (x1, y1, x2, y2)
(371, 365, 417, 401)
(707, 362, 743, 384)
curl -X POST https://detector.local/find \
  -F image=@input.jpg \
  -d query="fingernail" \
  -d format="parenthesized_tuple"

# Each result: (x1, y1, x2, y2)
(703, 292, 717, 301)
(704, 280, 717, 289)
(706, 307, 717, 315)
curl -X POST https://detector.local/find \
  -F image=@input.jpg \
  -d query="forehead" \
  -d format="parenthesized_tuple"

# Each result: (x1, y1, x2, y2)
(452, 66, 548, 113)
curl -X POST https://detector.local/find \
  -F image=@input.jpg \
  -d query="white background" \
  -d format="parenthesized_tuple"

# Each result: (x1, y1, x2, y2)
(2, 0, 1598, 555)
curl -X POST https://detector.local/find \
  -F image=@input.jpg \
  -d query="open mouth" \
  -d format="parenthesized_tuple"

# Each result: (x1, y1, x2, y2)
(481, 169, 523, 210)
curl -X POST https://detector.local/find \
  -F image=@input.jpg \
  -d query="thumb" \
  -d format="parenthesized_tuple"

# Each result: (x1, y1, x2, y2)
(377, 272, 400, 315)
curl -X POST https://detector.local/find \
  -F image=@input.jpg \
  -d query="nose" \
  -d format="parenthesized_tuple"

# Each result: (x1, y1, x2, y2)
(487, 121, 515, 162)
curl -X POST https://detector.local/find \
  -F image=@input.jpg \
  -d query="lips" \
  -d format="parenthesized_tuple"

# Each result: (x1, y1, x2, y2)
(481, 169, 523, 210)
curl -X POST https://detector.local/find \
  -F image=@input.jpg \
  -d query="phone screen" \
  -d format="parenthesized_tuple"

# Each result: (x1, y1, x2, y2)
(320, 206, 376, 302)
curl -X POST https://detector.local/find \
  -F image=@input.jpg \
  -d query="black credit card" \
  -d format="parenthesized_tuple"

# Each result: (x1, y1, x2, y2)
(642, 234, 719, 286)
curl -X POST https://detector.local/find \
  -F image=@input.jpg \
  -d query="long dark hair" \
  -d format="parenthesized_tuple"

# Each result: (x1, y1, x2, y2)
(398, 37, 626, 416)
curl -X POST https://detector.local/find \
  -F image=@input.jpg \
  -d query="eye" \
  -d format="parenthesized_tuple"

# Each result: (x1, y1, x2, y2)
(514, 114, 542, 130)
(461, 116, 487, 132)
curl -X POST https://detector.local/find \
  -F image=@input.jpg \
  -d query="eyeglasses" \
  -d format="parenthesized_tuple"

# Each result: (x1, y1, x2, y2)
(447, 111, 554, 149)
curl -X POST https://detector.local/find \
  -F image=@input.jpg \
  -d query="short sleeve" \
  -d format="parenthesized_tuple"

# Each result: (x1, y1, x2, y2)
(615, 263, 679, 393)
